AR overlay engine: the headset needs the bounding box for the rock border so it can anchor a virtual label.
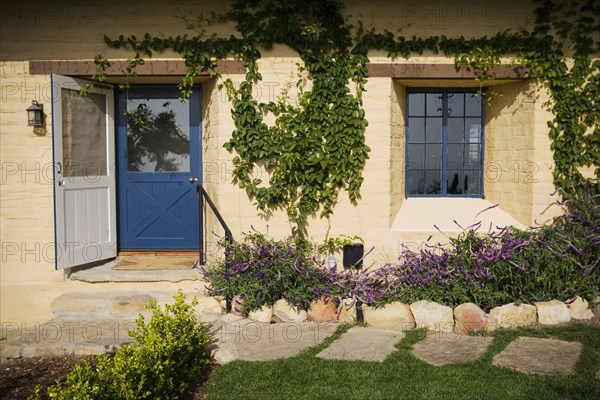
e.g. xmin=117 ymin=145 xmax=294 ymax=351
xmin=235 ymin=296 xmax=597 ymax=333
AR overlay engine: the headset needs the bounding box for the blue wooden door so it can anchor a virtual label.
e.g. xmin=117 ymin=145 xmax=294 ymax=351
xmin=117 ymin=86 xmax=201 ymax=250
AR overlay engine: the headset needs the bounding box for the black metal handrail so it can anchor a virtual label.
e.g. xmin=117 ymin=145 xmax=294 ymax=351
xmin=197 ymin=184 xmax=233 ymax=313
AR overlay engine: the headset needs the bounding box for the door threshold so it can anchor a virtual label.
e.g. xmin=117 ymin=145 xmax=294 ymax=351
xmin=114 ymin=252 xmax=199 ymax=271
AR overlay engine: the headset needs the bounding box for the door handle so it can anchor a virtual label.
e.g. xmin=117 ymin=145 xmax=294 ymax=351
xmin=188 ymin=177 xmax=198 ymax=183
xmin=57 ymin=161 xmax=65 ymax=186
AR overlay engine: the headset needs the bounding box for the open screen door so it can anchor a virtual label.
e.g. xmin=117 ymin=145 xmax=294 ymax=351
xmin=52 ymin=74 xmax=116 ymax=269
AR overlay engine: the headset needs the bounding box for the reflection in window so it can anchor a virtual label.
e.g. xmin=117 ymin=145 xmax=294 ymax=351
xmin=406 ymin=90 xmax=484 ymax=196
xmin=126 ymin=98 xmax=190 ymax=172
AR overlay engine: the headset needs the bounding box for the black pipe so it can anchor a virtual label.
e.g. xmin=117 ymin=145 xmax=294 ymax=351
xmin=356 ymin=299 xmax=364 ymax=323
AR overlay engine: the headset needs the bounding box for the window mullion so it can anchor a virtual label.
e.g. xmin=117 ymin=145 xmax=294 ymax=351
xmin=441 ymin=91 xmax=448 ymax=195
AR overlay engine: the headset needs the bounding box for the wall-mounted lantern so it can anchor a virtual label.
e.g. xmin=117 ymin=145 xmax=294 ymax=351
xmin=26 ymin=100 xmax=44 ymax=127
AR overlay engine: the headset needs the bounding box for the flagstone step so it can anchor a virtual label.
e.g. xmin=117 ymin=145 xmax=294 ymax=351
xmin=213 ymin=320 xmax=337 ymax=364
xmin=67 ymin=260 xmax=205 ymax=283
xmin=411 ymin=331 xmax=493 ymax=366
xmin=492 ymin=337 xmax=582 ymax=376
xmin=51 ymin=290 xmax=222 ymax=320
xmin=316 ymin=327 xmax=405 ymax=362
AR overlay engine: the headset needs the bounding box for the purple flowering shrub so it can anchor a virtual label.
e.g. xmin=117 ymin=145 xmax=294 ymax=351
xmin=203 ymin=186 xmax=599 ymax=314
xmin=360 ymin=186 xmax=599 ymax=310
xmin=202 ymin=231 xmax=343 ymax=315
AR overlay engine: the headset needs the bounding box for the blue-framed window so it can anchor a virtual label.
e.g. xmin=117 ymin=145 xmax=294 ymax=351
xmin=405 ymin=89 xmax=484 ymax=197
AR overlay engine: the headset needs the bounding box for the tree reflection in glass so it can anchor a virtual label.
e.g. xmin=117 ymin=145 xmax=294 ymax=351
xmin=126 ymin=99 xmax=190 ymax=172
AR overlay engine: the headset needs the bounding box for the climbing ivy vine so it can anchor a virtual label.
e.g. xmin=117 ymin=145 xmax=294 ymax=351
xmin=89 ymin=0 xmax=599 ymax=236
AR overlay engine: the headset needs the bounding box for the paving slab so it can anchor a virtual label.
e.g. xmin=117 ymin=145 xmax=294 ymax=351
xmin=411 ymin=331 xmax=493 ymax=366
xmin=211 ymin=321 xmax=336 ymax=363
xmin=316 ymin=327 xmax=405 ymax=362
xmin=492 ymin=337 xmax=582 ymax=376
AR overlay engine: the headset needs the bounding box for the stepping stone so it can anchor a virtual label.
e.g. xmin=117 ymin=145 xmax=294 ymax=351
xmin=316 ymin=327 xmax=405 ymax=362
xmin=492 ymin=337 xmax=582 ymax=376
xmin=411 ymin=331 xmax=493 ymax=366
xmin=212 ymin=321 xmax=336 ymax=363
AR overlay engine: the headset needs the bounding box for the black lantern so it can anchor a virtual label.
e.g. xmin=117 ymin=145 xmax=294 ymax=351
xmin=26 ymin=101 xmax=44 ymax=127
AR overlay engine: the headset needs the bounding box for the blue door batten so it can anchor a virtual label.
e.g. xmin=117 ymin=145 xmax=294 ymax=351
xmin=117 ymin=86 xmax=201 ymax=250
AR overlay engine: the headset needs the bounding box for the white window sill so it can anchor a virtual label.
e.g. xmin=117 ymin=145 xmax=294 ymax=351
xmin=391 ymin=198 xmax=526 ymax=233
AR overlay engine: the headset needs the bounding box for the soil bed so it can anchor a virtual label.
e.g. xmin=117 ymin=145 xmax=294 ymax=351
xmin=1 ymin=355 xmax=97 ymax=399
xmin=0 ymin=355 xmax=214 ymax=400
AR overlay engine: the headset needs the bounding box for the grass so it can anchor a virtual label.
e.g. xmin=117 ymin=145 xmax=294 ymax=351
xmin=200 ymin=323 xmax=600 ymax=400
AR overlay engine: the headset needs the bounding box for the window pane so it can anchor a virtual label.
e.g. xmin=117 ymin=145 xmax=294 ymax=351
xmin=408 ymin=118 xmax=425 ymax=143
xmin=407 ymin=144 xmax=425 ymax=169
xmin=448 ymin=93 xmax=464 ymax=116
xmin=465 ymin=94 xmax=482 ymax=116
xmin=447 ymin=118 xmax=464 ymax=143
xmin=425 ymin=144 xmax=442 ymax=169
xmin=407 ymin=170 xmax=425 ymax=194
xmin=126 ymin=98 xmax=190 ymax=172
xmin=425 ymin=171 xmax=442 ymax=194
xmin=405 ymin=90 xmax=484 ymax=197
xmin=62 ymin=89 xmax=107 ymax=178
xmin=466 ymin=143 xmax=481 ymax=165
xmin=426 ymin=93 xmax=443 ymax=116
xmin=426 ymin=117 xmax=442 ymax=143
xmin=447 ymin=144 xmax=464 ymax=169
xmin=464 ymin=170 xmax=481 ymax=194
xmin=447 ymin=170 xmax=463 ymax=194
xmin=408 ymin=93 xmax=425 ymax=116
xmin=466 ymin=118 xmax=482 ymax=142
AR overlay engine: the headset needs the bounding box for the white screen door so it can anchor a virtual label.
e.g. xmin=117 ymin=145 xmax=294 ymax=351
xmin=52 ymin=74 xmax=116 ymax=269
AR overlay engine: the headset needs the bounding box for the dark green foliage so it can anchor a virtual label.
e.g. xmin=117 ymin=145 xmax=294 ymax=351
xmin=88 ymin=0 xmax=599 ymax=235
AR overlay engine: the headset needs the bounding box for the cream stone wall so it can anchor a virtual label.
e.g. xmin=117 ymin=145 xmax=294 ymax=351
xmin=1 ymin=1 xmax=534 ymax=61
xmin=1 ymin=61 xmax=59 ymax=284
xmin=390 ymin=81 xmax=406 ymax=223
xmin=485 ymin=81 xmax=559 ymax=226
xmin=1 ymin=1 xmax=562 ymax=324
xmin=1 ymin=61 xmax=59 ymax=324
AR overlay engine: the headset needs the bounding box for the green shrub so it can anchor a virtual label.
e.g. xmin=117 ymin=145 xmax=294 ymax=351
xmin=29 ymin=291 xmax=210 ymax=400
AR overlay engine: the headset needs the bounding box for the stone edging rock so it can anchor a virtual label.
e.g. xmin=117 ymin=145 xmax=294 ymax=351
xmin=236 ymin=296 xmax=598 ymax=333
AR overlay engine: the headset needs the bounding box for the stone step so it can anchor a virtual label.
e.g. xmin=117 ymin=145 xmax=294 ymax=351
xmin=1 ymin=313 xmax=232 ymax=359
xmin=51 ymin=290 xmax=223 ymax=320
xmin=67 ymin=260 xmax=206 ymax=283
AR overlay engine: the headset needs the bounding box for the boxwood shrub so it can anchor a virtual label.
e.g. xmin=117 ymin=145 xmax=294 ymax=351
xmin=29 ymin=291 xmax=210 ymax=400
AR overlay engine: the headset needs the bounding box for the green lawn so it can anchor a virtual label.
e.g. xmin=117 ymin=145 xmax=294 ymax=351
xmin=201 ymin=323 xmax=600 ymax=400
